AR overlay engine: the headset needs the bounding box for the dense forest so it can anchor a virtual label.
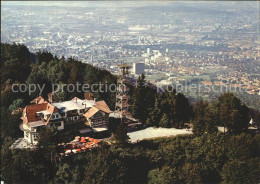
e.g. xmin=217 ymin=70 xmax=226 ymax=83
xmin=1 ymin=43 xmax=260 ymax=183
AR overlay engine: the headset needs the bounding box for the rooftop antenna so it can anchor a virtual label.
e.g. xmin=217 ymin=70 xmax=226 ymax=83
xmin=82 ymin=101 xmax=87 ymax=109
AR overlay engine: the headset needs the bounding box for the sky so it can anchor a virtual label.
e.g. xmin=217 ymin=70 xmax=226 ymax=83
xmin=2 ymin=1 xmax=259 ymax=9
xmin=2 ymin=1 xmax=166 ymax=7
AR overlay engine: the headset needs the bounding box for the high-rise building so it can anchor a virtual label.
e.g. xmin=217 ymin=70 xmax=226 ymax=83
xmin=132 ymin=63 xmax=145 ymax=75
xmin=90 ymin=55 xmax=93 ymax=62
xmin=147 ymin=48 xmax=150 ymax=54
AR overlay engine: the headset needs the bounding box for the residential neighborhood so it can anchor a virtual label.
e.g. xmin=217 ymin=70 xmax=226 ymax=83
xmin=1 ymin=2 xmax=260 ymax=184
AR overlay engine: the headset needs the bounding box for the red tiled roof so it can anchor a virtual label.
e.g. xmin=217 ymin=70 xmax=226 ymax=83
xmin=83 ymin=107 xmax=99 ymax=119
xmin=47 ymin=103 xmax=59 ymax=113
xmin=22 ymin=103 xmax=58 ymax=125
xmin=30 ymin=96 xmax=45 ymax=104
xmin=94 ymin=101 xmax=112 ymax=114
xmin=24 ymin=103 xmax=48 ymax=122
xmin=83 ymin=100 xmax=112 ymax=118
xmin=48 ymin=92 xmax=54 ymax=98
xmin=84 ymin=92 xmax=94 ymax=100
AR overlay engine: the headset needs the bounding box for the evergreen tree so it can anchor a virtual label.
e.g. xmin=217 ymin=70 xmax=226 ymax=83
xmin=159 ymin=113 xmax=170 ymax=128
xmin=132 ymin=73 xmax=156 ymax=122
xmin=114 ymin=123 xmax=129 ymax=145
xmin=221 ymin=158 xmax=260 ymax=184
xmin=47 ymin=60 xmax=67 ymax=84
xmin=26 ymin=62 xmax=52 ymax=98
xmin=204 ymin=101 xmax=219 ymax=134
xmin=146 ymin=96 xmax=162 ymax=127
xmin=174 ymin=93 xmax=192 ymax=128
xmin=35 ymin=50 xmax=54 ymax=64
xmin=160 ymin=89 xmax=176 ymax=123
xmin=148 ymin=166 xmax=180 ymax=184
xmin=8 ymin=98 xmax=24 ymax=112
xmin=37 ymin=126 xmax=60 ymax=165
xmin=1 ymin=108 xmax=23 ymax=140
xmin=192 ymin=100 xmax=208 ymax=136
xmin=192 ymin=118 xmax=206 ymax=136
xmin=218 ymin=93 xmax=249 ymax=134
xmin=193 ymin=100 xmax=218 ymax=136
xmin=132 ymin=74 xmax=146 ymax=119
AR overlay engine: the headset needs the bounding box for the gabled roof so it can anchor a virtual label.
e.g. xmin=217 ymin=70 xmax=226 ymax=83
xmin=48 ymin=91 xmax=59 ymax=98
xmin=22 ymin=102 xmax=58 ymax=126
xmin=30 ymin=96 xmax=45 ymax=104
xmin=83 ymin=100 xmax=112 ymax=119
xmin=94 ymin=101 xmax=112 ymax=114
xmin=23 ymin=103 xmax=48 ymax=123
xmin=83 ymin=107 xmax=99 ymax=119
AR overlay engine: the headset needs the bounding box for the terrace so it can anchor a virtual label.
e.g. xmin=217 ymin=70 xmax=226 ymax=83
xmin=58 ymin=136 xmax=100 ymax=156
xmin=10 ymin=138 xmax=36 ymax=149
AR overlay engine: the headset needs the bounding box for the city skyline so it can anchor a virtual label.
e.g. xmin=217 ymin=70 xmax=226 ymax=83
xmin=1 ymin=1 xmax=260 ymax=107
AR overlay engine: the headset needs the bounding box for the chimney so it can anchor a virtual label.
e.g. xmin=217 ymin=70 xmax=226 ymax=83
xmin=84 ymin=92 xmax=94 ymax=100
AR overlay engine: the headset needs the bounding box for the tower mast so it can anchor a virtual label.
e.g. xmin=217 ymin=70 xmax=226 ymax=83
xmin=115 ymin=63 xmax=131 ymax=123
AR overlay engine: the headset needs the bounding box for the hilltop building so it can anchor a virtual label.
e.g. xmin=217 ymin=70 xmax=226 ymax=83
xmin=18 ymin=94 xmax=112 ymax=146
xmin=20 ymin=102 xmax=62 ymax=145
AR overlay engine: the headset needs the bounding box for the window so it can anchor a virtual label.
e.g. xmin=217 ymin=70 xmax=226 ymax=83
xmin=25 ymin=132 xmax=29 ymax=138
xmin=33 ymin=133 xmax=38 ymax=141
xmin=56 ymin=114 xmax=59 ymax=119
xmin=55 ymin=122 xmax=61 ymax=127
xmin=80 ymin=109 xmax=85 ymax=113
xmin=74 ymin=116 xmax=80 ymax=121
xmin=50 ymin=122 xmax=61 ymax=127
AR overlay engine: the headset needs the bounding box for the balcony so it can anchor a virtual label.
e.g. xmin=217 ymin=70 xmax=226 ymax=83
xmin=65 ymin=116 xmax=84 ymax=124
xmin=67 ymin=112 xmax=78 ymax=117
xmin=19 ymin=123 xmax=34 ymax=133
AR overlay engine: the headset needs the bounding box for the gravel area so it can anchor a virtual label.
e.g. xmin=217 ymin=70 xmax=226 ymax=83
xmin=128 ymin=127 xmax=193 ymax=142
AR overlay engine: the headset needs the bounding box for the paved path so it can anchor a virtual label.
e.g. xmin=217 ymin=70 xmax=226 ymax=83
xmin=128 ymin=127 xmax=193 ymax=142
